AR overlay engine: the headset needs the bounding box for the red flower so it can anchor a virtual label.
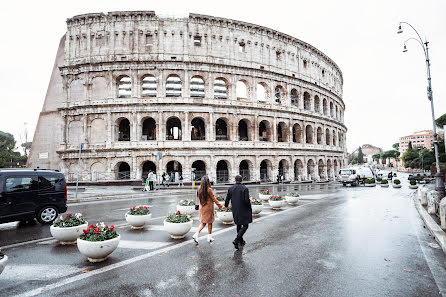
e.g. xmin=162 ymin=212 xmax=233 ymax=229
xmin=89 ymin=224 xmax=94 ymax=228
xmin=176 ymin=211 xmax=180 ymax=215
xmin=83 ymin=229 xmax=88 ymax=234
xmin=110 ymin=225 xmax=115 ymax=230
xmin=66 ymin=213 xmax=72 ymax=217
xmin=144 ymin=206 xmax=148 ymax=209
xmin=93 ymin=229 xmax=99 ymax=234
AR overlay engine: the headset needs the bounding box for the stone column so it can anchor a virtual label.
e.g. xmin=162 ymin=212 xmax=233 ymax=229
xmin=273 ymin=117 xmax=277 ymax=143
xmin=183 ymin=70 xmax=190 ymax=98
xmin=106 ymin=111 xmax=112 ymax=148
xmin=209 ymin=112 xmax=214 ymax=141
xmin=131 ymin=112 xmax=137 ymax=144
xmin=254 ymin=116 xmax=259 ymax=142
xmin=82 ymin=115 xmax=88 ymax=145
xmin=132 ymin=156 xmax=138 ymax=180
xmin=158 ymin=112 xmax=163 ymax=141
xmin=184 ymin=112 xmax=190 ymax=141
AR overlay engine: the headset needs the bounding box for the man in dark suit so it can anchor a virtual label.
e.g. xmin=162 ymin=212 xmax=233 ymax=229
xmin=225 ymin=175 xmax=252 ymax=250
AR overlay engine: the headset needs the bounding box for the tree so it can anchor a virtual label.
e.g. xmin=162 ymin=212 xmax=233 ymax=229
xmin=392 ymin=143 xmax=399 ymax=150
xmin=372 ymin=153 xmax=381 ymax=161
xmin=436 ymin=113 xmax=446 ymax=128
xmin=358 ymin=147 xmax=364 ymax=164
xmin=408 ymin=141 xmax=413 ymax=151
xmin=0 ymin=130 xmax=27 ymax=168
xmin=21 ymin=141 xmax=32 ymax=157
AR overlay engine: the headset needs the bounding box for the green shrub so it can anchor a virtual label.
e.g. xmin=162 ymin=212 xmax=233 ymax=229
xmin=410 ymin=179 xmax=416 ymax=185
xmin=394 ymin=179 xmax=401 ymax=185
xmin=165 ymin=211 xmax=191 ymax=223
xmin=376 ymin=177 xmax=382 ymax=182
xmin=0 ymin=252 xmax=4 ymax=259
xmin=365 ymin=178 xmax=375 ymax=184
xmin=381 ymin=179 xmax=388 ymax=184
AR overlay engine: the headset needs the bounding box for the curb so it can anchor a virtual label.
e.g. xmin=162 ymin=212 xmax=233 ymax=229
xmin=414 ymin=196 xmax=446 ymax=255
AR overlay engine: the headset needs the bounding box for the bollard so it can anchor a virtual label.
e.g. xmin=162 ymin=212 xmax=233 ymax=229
xmin=417 ymin=186 xmax=424 ymax=200
xmin=440 ymin=198 xmax=446 ymax=230
xmin=427 ymin=190 xmax=440 ymax=215
xmin=420 ymin=187 xmax=429 ymax=206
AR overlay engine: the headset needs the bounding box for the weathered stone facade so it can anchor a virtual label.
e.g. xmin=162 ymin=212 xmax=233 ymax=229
xmin=28 ymin=11 xmax=347 ymax=183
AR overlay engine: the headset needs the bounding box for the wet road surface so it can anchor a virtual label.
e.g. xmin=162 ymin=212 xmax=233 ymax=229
xmin=1 ymin=180 xmax=446 ymax=297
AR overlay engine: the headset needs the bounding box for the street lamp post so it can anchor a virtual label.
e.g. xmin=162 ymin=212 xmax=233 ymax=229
xmin=397 ymin=22 xmax=445 ymax=197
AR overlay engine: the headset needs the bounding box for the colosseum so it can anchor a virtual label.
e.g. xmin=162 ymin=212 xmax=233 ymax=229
xmin=28 ymin=11 xmax=347 ymax=184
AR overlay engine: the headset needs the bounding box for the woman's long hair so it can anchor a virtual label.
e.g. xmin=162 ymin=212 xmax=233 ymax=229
xmin=197 ymin=176 xmax=211 ymax=205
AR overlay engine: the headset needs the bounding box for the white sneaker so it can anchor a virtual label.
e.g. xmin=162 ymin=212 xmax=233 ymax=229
xmin=192 ymin=232 xmax=199 ymax=244
xmin=207 ymin=235 xmax=215 ymax=243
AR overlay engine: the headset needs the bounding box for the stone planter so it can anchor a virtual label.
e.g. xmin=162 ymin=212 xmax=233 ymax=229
xmin=50 ymin=223 xmax=88 ymax=245
xmin=77 ymin=235 xmax=120 ymax=263
xmin=251 ymin=204 xmax=263 ymax=216
xmin=269 ymin=199 xmax=284 ymax=210
xmin=380 ymin=184 xmax=389 ymax=188
xmin=125 ymin=213 xmax=152 ymax=229
xmin=0 ymin=255 xmax=8 ymax=275
xmin=409 ymin=185 xmax=418 ymax=190
xmin=216 ymin=211 xmax=234 ymax=224
xmin=176 ymin=205 xmax=195 ymax=216
xmin=259 ymin=194 xmax=271 ymax=201
xmin=365 ymin=183 xmax=376 ymax=187
xmin=392 ymin=184 xmax=402 ymax=188
xmin=285 ymin=196 xmax=299 ymax=204
xmin=164 ymin=220 xmax=193 ymax=239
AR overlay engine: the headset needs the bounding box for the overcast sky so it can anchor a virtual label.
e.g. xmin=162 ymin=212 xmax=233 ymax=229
xmin=1 ymin=0 xmax=445 ymax=153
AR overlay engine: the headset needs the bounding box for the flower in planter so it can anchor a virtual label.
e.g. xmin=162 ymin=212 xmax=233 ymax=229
xmin=393 ymin=179 xmax=401 ymax=185
xmin=250 ymin=198 xmax=262 ymax=205
xmin=79 ymin=223 xmax=119 ymax=242
xmin=128 ymin=205 xmax=150 ymax=215
xmin=53 ymin=213 xmax=86 ymax=228
xmin=216 ymin=205 xmax=232 ymax=212
xmin=216 ymin=195 xmax=225 ymax=202
xmin=178 ymin=199 xmax=195 ymax=206
xmin=260 ymin=190 xmax=270 ymax=195
xmin=165 ymin=211 xmax=191 ymax=223
xmin=269 ymin=195 xmax=283 ymax=201
xmin=287 ymin=193 xmax=300 ymax=197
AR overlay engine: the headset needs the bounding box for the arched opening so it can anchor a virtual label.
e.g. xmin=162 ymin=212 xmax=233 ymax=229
xmin=305 ymin=125 xmax=313 ymax=144
xmin=214 ymin=78 xmax=228 ymax=99
xmin=142 ymin=161 xmax=156 ymax=180
xmin=257 ymin=83 xmax=267 ymax=101
xmin=142 ymin=117 xmax=156 ymax=140
xmin=330 ymin=102 xmax=334 ymax=117
xmin=316 ymin=127 xmax=322 ymax=144
xmin=238 ymin=120 xmax=249 ymax=141
xmin=191 ymin=160 xmax=206 ymax=181
xmin=338 ymin=132 xmax=343 ymax=148
xmin=117 ymin=76 xmax=131 ymax=98
xmin=117 ymin=162 xmax=130 ymax=180
xmin=290 ymin=89 xmax=298 ymax=106
xmin=167 ymin=161 xmax=182 ymax=182
xmin=307 ymin=159 xmax=315 ymax=180
xmin=333 ymin=131 xmax=337 ymax=146
xmin=323 ymin=99 xmax=328 ymax=115
xmin=166 ymin=75 xmax=182 ymax=97
xmin=216 ymin=118 xmax=228 ymax=141
xmin=117 ymin=118 xmax=130 ymax=141
xmin=239 ymin=160 xmax=251 ymax=181
xmin=141 ymin=75 xmax=156 ymax=97
xmin=293 ymin=124 xmax=302 ymax=143
xmin=325 ymin=129 xmax=331 ymax=145
xmin=334 ymin=160 xmax=338 ymax=177
xmin=318 ymin=160 xmax=325 ymax=178
xmin=294 ymin=159 xmax=303 ymax=181
xmin=275 ymin=86 xmax=285 ymax=104
xmin=314 ymin=95 xmax=320 ymax=113
xmin=259 ymin=120 xmax=271 ymax=141
xmin=166 ymin=117 xmax=182 ymax=140
xmin=327 ymin=160 xmax=333 ymax=179
xmin=237 ymin=81 xmax=248 ymax=99
xmin=190 ymin=76 xmax=205 ymax=98
xmin=191 ymin=118 xmax=206 ymax=140
xmin=304 ymin=92 xmax=311 ymax=110
xmin=216 ymin=160 xmax=229 ymax=183
xmin=277 ymin=122 xmax=288 ymax=142
xmin=260 ymin=160 xmax=269 ymax=182
xmin=278 ymin=160 xmax=288 ymax=180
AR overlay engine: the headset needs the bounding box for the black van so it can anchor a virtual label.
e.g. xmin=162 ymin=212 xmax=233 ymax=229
xmin=0 ymin=169 xmax=68 ymax=224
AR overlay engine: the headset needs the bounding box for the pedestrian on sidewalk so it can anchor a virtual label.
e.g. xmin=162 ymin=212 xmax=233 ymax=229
xmin=165 ymin=173 xmax=170 ymax=187
xmin=143 ymin=175 xmax=150 ymax=192
xmin=148 ymin=171 xmax=156 ymax=191
xmin=193 ymin=176 xmax=223 ymax=244
xmin=179 ymin=174 xmax=184 ymax=186
xmin=225 ymin=174 xmax=252 ymax=250
xmin=161 ymin=172 xmax=166 ymax=187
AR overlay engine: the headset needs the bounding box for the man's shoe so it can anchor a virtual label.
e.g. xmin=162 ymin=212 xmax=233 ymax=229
xmin=240 ymin=239 xmax=246 ymax=246
xmin=232 ymin=240 xmax=239 ymax=250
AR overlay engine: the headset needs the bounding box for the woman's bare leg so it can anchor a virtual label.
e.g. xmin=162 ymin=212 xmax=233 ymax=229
xmin=197 ymin=223 xmax=206 ymax=233
xmin=208 ymin=223 xmax=213 ymax=234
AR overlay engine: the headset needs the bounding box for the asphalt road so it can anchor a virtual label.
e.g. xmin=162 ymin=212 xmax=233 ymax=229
xmin=1 ymin=179 xmax=446 ymax=297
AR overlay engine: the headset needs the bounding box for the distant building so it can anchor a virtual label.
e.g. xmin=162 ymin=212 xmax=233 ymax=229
xmin=351 ymin=144 xmax=382 ymax=165
xmin=399 ymin=130 xmax=434 ymax=153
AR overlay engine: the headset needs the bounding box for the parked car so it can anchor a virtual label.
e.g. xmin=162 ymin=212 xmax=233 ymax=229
xmin=408 ymin=173 xmax=431 ymax=182
xmin=0 ymin=169 xmax=67 ymax=224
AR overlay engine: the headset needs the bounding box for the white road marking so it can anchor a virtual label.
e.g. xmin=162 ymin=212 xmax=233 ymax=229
xmin=118 ymin=240 xmax=173 ymax=250
xmin=37 ymin=239 xmax=58 ymax=245
xmin=1 ymin=264 xmax=90 ymax=281
xmin=16 ymin=199 xmax=320 ymax=297
xmin=0 ymin=237 xmax=54 ymax=250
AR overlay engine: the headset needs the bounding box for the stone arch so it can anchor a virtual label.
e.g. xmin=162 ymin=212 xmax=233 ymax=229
xmin=141 ymin=117 xmax=156 ymax=140
xmin=141 ymin=75 xmax=157 ymax=97
xmin=304 ymin=92 xmax=312 ymax=110
xmin=290 ymin=88 xmax=298 ymax=106
xmin=323 ymin=98 xmax=328 ymax=115
xmin=330 ymin=101 xmax=334 ymax=117
xmin=238 ymin=119 xmax=250 ymax=141
xmin=259 ymin=120 xmax=272 ymax=141
xmin=90 ymin=118 xmax=106 ymax=144
xmin=307 ymin=158 xmax=316 ymax=180
xmin=216 ymin=117 xmax=229 ymax=141
xmin=216 ymin=159 xmax=230 ymax=183
xmin=166 ymin=117 xmax=182 ymax=140
xmin=327 ymin=159 xmax=333 ymax=178
xmin=69 ymin=79 xmax=84 ymax=101
xmin=91 ymin=76 xmax=107 ymax=99
xmin=214 ymin=77 xmax=228 ymax=99
xmin=236 ymin=80 xmax=248 ymax=99
xmin=332 ymin=130 xmax=337 ymax=146
xmin=316 ymin=127 xmax=323 ymax=144
xmin=190 ymin=76 xmax=205 ymax=98
xmin=293 ymin=123 xmax=302 ymax=143
xmin=142 ymin=161 xmax=157 ymax=180
xmin=325 ymin=128 xmax=331 ymax=145
xmin=191 ymin=117 xmax=206 ymax=140
xmin=115 ymin=161 xmax=131 ymax=180
xmin=274 ymin=85 xmax=286 ymax=104
xmin=166 ymin=74 xmax=182 ymax=97
xmin=259 ymin=159 xmax=272 ymax=182
xmin=90 ymin=162 xmax=106 ymax=181
xmin=239 ymin=159 xmax=254 ymax=181
xmin=294 ymin=159 xmax=304 ymax=181
xmin=166 ymin=161 xmax=183 ymax=182
xmin=191 ymin=160 xmax=206 ymax=181
xmin=116 ymin=117 xmax=130 ymax=141
xmin=305 ymin=125 xmax=314 ymax=144
xmin=318 ymin=159 xmax=325 ymax=178
xmin=256 ymin=82 xmax=269 ymax=102
xmin=68 ymin=120 xmax=82 ymax=145
xmin=277 ymin=121 xmax=288 ymax=142
xmin=278 ymin=159 xmax=289 ymax=180
xmin=314 ymin=95 xmax=320 ymax=113
xmin=117 ymin=75 xmax=131 ymax=98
